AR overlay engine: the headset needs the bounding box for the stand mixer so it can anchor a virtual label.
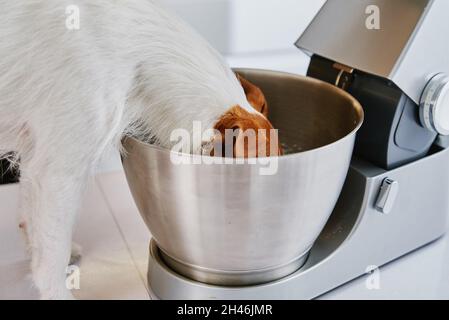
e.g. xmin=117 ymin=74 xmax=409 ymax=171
xmin=123 ymin=0 xmax=449 ymax=299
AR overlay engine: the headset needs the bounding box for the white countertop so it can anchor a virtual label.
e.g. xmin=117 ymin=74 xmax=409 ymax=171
xmin=1 ymin=171 xmax=449 ymax=300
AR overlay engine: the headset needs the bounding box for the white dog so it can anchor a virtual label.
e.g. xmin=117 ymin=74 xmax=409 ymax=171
xmin=0 ymin=0 xmax=279 ymax=299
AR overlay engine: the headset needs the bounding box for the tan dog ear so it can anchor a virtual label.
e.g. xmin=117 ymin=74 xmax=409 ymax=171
xmin=211 ymin=123 xmax=261 ymax=158
xmin=205 ymin=129 xmax=235 ymax=158
xmin=234 ymin=127 xmax=263 ymax=158
xmin=213 ymin=106 xmax=281 ymax=158
xmin=236 ymin=73 xmax=269 ymax=118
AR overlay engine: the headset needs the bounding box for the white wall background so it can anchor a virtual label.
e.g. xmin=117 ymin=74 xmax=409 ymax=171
xmin=161 ymin=0 xmax=325 ymax=54
xmin=98 ymin=0 xmax=325 ymax=173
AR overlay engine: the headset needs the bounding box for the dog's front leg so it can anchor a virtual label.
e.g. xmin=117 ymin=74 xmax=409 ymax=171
xmin=21 ymin=157 xmax=91 ymax=300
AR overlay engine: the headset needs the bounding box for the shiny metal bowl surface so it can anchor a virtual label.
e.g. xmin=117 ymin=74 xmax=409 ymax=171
xmin=122 ymin=69 xmax=363 ymax=286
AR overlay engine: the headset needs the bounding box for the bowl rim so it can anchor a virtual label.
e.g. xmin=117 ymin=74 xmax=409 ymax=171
xmin=124 ymin=68 xmax=364 ymax=162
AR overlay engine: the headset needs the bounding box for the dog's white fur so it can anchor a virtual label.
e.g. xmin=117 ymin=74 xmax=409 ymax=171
xmin=0 ymin=0 xmax=256 ymax=299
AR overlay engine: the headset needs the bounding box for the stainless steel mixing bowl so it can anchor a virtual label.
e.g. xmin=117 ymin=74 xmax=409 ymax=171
xmin=122 ymin=69 xmax=363 ymax=286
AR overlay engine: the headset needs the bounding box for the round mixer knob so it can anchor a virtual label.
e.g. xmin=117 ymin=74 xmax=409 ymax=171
xmin=420 ymin=73 xmax=449 ymax=136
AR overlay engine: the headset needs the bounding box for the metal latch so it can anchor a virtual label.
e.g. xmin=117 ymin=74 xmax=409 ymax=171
xmin=333 ymin=63 xmax=354 ymax=90
xmin=375 ymin=178 xmax=399 ymax=214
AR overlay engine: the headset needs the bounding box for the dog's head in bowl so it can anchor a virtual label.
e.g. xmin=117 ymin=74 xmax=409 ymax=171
xmin=201 ymin=73 xmax=282 ymax=158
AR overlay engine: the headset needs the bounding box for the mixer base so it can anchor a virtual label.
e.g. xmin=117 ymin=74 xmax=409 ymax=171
xmin=156 ymin=241 xmax=309 ymax=287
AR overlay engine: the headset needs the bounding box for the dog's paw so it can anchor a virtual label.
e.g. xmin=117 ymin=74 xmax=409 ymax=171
xmin=69 ymin=242 xmax=82 ymax=266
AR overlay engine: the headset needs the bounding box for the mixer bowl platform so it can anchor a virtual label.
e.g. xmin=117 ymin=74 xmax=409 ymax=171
xmin=156 ymin=241 xmax=309 ymax=286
